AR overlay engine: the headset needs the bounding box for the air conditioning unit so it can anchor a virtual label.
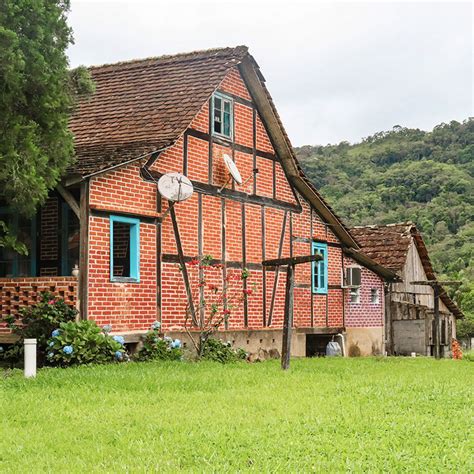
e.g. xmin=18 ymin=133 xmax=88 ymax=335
xmin=342 ymin=267 xmax=361 ymax=288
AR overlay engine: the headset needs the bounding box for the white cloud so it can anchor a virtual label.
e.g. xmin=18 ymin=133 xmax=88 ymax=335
xmin=68 ymin=0 xmax=473 ymax=145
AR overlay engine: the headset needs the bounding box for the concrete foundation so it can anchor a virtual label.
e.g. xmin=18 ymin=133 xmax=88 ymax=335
xmin=345 ymin=327 xmax=384 ymax=356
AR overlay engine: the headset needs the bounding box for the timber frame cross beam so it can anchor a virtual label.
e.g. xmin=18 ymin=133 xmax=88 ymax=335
xmin=263 ymin=254 xmax=322 ymax=370
xmin=410 ymin=280 xmax=461 ymax=359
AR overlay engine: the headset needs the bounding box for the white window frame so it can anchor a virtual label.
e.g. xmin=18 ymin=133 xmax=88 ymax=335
xmin=211 ymin=92 xmax=233 ymax=140
xmin=350 ymin=286 xmax=360 ymax=304
xmin=370 ymin=288 xmax=380 ymax=304
xmin=342 ymin=265 xmax=361 ymax=288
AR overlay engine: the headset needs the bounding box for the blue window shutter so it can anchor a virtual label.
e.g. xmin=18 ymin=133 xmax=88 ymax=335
xmin=110 ymin=215 xmax=140 ymax=282
xmin=312 ymin=242 xmax=328 ymax=294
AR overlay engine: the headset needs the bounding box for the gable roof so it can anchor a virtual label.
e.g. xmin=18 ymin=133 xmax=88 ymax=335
xmin=68 ymin=46 xmax=358 ymax=248
xmin=351 ymin=223 xmax=463 ymax=318
xmin=69 ymin=46 xmax=249 ymax=176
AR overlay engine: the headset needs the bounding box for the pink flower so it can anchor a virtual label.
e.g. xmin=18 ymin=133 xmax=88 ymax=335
xmin=48 ymin=299 xmax=56 ymax=305
xmin=243 ymin=289 xmax=253 ymax=296
xmin=222 ymin=309 xmax=231 ymax=315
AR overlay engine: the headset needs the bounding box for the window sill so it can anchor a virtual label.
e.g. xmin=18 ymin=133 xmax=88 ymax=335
xmin=212 ymin=133 xmax=233 ymax=144
xmin=110 ymin=277 xmax=140 ymax=284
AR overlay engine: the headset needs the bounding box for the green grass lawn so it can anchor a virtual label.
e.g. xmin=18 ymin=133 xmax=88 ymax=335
xmin=1 ymin=358 xmax=472 ymax=472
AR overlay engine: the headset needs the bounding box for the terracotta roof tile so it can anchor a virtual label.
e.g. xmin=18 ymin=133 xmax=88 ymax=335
xmin=69 ymin=46 xmax=249 ymax=176
xmin=350 ymin=223 xmax=413 ymax=272
xmin=352 ymin=223 xmax=463 ymax=318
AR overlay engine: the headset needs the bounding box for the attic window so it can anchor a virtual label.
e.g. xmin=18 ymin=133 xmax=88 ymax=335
xmin=212 ymin=93 xmax=233 ymax=139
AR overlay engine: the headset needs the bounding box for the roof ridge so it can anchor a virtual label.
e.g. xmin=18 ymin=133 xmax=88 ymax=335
xmin=87 ymin=45 xmax=249 ymax=71
xmin=351 ymin=221 xmax=414 ymax=229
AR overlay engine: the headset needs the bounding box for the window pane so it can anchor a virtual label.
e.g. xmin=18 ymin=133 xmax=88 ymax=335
xmin=313 ymin=263 xmax=319 ymax=290
xmin=223 ymin=100 xmax=231 ymax=113
xmin=214 ymin=97 xmax=222 ymax=111
xmin=0 ymin=214 xmax=34 ymax=277
xmin=213 ymin=108 xmax=222 ymax=134
xmin=223 ymin=111 xmax=231 ymax=137
xmin=112 ymin=222 xmax=131 ymax=278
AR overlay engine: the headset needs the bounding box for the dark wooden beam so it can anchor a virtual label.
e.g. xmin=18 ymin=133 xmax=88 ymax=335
xmin=216 ymin=89 xmax=254 ymax=108
xmin=242 ymin=202 xmax=248 ymax=327
xmin=261 ymin=205 xmax=267 ymax=327
xmin=78 ymin=180 xmax=89 ymax=320
xmin=57 ymin=184 xmax=80 ymax=219
xmin=143 ymin=169 xmax=301 ymax=213
xmin=281 ymin=264 xmax=294 ymax=370
xmin=262 ymin=254 xmax=322 ymax=267
xmin=169 ymin=204 xmax=197 ymax=326
xmin=186 ymin=128 xmax=279 ymax=162
xmin=221 ymin=198 xmax=228 ymax=330
xmin=267 ymin=211 xmax=288 ymax=327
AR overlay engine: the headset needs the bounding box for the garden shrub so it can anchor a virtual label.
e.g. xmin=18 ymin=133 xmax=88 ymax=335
xmin=46 ymin=320 xmax=126 ymax=366
xmin=1 ymin=292 xmax=77 ymax=365
xmin=201 ymin=338 xmax=247 ymax=363
xmin=135 ymin=322 xmax=183 ymax=361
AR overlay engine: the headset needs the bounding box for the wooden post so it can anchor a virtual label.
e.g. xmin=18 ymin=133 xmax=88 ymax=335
xmin=169 ymin=203 xmax=197 ymax=326
xmin=262 ymin=254 xmax=321 ymax=370
xmin=433 ymin=285 xmax=440 ymax=359
xmin=410 ymin=280 xmax=460 ymax=359
xmin=281 ymin=264 xmax=294 ymax=370
xmin=78 ymin=181 xmax=89 ymax=321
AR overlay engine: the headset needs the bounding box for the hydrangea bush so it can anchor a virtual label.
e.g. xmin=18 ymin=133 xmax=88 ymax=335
xmin=0 ymin=292 xmax=77 ymax=365
xmin=135 ymin=322 xmax=183 ymax=361
xmin=47 ymin=320 xmax=127 ymax=366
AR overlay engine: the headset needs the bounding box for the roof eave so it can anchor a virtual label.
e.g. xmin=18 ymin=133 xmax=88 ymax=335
xmin=238 ymin=56 xmax=358 ymax=249
xmin=344 ymin=247 xmax=401 ymax=282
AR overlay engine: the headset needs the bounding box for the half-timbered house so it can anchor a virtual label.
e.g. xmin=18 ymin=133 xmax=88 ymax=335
xmin=0 ymin=46 xmax=397 ymax=356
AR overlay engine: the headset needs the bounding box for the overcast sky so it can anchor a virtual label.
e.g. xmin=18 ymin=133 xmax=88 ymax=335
xmin=68 ymin=0 xmax=473 ymax=146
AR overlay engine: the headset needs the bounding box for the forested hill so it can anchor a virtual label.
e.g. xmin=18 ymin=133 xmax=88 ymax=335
xmin=295 ymin=119 xmax=473 ymax=326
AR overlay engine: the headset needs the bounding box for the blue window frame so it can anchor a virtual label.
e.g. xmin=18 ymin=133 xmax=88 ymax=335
xmin=110 ymin=215 xmax=140 ymax=282
xmin=0 ymin=207 xmax=37 ymax=277
xmin=312 ymin=242 xmax=328 ymax=294
xmin=212 ymin=92 xmax=233 ymax=140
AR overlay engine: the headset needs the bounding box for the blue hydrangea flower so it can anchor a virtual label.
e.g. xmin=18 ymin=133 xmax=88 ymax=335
xmin=113 ymin=335 xmax=125 ymax=345
xmin=47 ymin=352 xmax=54 ymax=359
xmin=171 ymin=339 xmax=182 ymax=349
xmin=0 ymin=346 xmax=3 ymax=353
xmin=51 ymin=329 xmax=60 ymax=338
xmin=102 ymin=324 xmax=112 ymax=334
xmin=49 ymin=341 xmax=54 ymax=347
xmin=115 ymin=351 xmax=123 ymax=360
xmin=151 ymin=321 xmax=161 ymax=330
xmin=63 ymin=345 xmax=73 ymax=355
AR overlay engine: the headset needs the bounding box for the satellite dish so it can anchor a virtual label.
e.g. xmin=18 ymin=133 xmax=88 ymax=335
xmin=223 ymin=154 xmax=242 ymax=185
xmin=157 ymin=172 xmax=193 ymax=202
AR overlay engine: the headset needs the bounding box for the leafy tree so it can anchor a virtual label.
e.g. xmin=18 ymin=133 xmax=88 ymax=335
xmin=0 ymin=0 xmax=94 ymax=251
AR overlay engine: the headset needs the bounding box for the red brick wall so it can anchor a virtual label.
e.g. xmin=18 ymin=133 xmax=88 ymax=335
xmin=83 ymin=66 xmax=348 ymax=334
xmin=343 ymin=256 xmax=384 ymax=327
xmin=0 ymin=277 xmax=78 ymax=333
xmin=87 ymin=164 xmax=158 ymax=331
